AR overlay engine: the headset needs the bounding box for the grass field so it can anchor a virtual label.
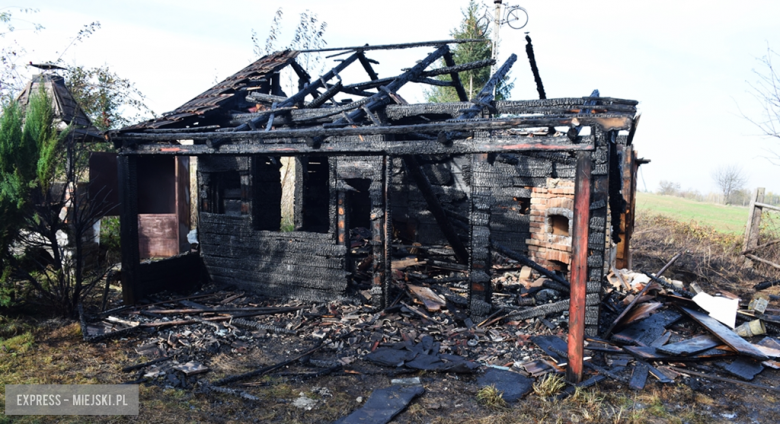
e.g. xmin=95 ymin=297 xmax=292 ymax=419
xmin=635 ymin=192 xmax=749 ymax=234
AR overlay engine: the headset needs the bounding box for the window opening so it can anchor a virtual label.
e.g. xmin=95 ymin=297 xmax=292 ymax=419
xmin=300 ymin=156 xmax=330 ymax=233
xmin=252 ymin=156 xmax=282 ymax=231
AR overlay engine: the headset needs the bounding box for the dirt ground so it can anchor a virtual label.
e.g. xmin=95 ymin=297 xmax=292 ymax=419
xmin=3 ymin=210 xmax=780 ymax=424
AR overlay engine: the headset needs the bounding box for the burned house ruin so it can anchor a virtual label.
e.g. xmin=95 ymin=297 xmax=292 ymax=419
xmin=109 ymin=39 xmax=642 ymax=348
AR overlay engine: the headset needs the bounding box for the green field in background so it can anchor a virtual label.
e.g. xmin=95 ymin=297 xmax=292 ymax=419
xmin=635 ymin=192 xmax=748 ymax=234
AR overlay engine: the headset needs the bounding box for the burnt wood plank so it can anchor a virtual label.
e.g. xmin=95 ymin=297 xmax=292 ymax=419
xmin=716 ymin=358 xmax=765 ymax=381
xmin=656 ymin=335 xmax=721 ymax=357
xmin=623 ymin=345 xmax=735 ymax=362
xmin=611 ymin=309 xmax=682 ymax=346
xmin=679 ymin=306 xmax=768 ymax=360
xmin=629 ymin=362 xmax=649 ymax=390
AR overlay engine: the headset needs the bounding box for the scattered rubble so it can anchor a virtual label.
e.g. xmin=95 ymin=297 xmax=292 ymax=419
xmin=77 ymin=247 xmax=780 ymax=420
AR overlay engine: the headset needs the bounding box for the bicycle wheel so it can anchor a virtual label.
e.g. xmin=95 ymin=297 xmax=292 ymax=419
xmin=506 ymin=6 xmax=528 ymax=30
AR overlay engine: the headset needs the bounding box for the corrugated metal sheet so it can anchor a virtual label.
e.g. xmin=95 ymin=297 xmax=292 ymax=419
xmin=122 ymin=50 xmax=299 ymax=131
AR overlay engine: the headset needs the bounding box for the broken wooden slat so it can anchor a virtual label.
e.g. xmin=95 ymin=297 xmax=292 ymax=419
xmin=623 ymin=345 xmax=735 ymax=361
xmin=611 ymin=308 xmax=682 ymax=346
xmin=716 ymin=358 xmax=764 ymax=381
xmin=650 ymin=331 xmax=672 ymax=347
xmin=603 ymin=282 xmax=657 ymax=338
xmin=629 ymin=362 xmax=649 ymax=390
xmin=656 ymin=335 xmax=721 ymax=357
xmin=679 ymin=306 xmax=768 ymax=360
xmin=407 ymin=285 xmax=446 ymax=312
xmin=622 ymin=302 xmax=663 ymax=325
xmin=647 ymin=364 xmax=675 ymax=383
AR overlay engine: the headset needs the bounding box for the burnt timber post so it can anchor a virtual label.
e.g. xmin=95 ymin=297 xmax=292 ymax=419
xmin=587 ymin=128 xmax=611 ymax=337
xmin=383 ymin=156 xmax=393 ymax=307
xmin=469 ymin=154 xmax=493 ymax=322
xmin=567 ymin=151 xmax=592 ymax=383
xmin=118 ymin=154 xmax=140 ymax=304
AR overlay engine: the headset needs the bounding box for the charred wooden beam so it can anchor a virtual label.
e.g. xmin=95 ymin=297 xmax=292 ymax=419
xmin=117 ymin=116 xmax=630 ymax=142
xmin=246 ymin=92 xmax=290 ymax=104
xmin=458 ymin=54 xmax=517 ymax=119
xmin=297 ymin=38 xmax=489 ymax=53
xmin=306 ymin=81 xmax=343 ymax=109
xmin=289 ymin=60 xmax=311 ymax=91
xmin=357 ymin=52 xmax=379 ymax=81
xmin=339 ymin=86 xmax=377 ymax=97
xmin=402 ymin=155 xmax=469 ymax=265
xmin=343 ymin=58 xmax=494 ymax=92
xmin=444 ymin=51 xmax=469 ymax=101
xmin=413 ymin=77 xmax=455 ymax=87
xmin=121 ymin=136 xmax=595 ymax=157
xmin=331 ymin=45 xmax=450 ymax=129
xmin=233 ymin=52 xmax=360 ymax=132
xmin=567 ymin=151 xmax=592 ymax=384
xmin=490 ymin=240 xmax=570 ymax=289
xmin=525 ymin=35 xmax=546 ymax=99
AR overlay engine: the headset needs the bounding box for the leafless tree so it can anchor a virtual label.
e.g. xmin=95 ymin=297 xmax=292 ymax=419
xmin=657 ymin=180 xmax=680 ymax=196
xmin=712 ymin=164 xmax=748 ymax=205
xmin=746 ymin=46 xmax=780 ymax=163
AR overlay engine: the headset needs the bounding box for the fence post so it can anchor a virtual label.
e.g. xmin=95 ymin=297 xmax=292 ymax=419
xmin=744 ymin=187 xmax=766 ymax=268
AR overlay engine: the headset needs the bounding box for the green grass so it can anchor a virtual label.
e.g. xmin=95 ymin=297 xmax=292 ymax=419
xmin=636 ymin=192 xmax=748 ymax=234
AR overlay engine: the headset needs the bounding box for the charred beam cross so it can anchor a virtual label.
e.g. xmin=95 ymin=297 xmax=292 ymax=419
xmin=444 ymin=51 xmax=469 ymax=101
xmin=232 ymin=52 xmax=361 ymax=133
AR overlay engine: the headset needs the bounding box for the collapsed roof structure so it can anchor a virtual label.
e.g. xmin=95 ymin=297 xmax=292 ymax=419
xmin=109 ymin=38 xmax=642 ymax=382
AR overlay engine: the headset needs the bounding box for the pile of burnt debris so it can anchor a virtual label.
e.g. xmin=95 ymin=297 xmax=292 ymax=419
xmin=80 ymin=250 xmax=780 ymax=421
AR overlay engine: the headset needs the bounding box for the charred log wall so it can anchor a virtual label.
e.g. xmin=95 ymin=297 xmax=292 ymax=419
xmin=197 ymin=156 xmax=348 ymax=301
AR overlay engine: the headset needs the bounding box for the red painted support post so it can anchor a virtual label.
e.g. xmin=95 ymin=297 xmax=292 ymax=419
xmin=567 ymin=151 xmax=592 ymax=383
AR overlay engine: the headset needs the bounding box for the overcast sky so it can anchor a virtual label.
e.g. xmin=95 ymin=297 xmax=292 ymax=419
xmin=7 ymin=0 xmax=780 ymax=195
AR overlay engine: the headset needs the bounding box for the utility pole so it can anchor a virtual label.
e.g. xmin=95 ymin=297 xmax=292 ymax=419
xmin=491 ymin=0 xmax=502 ymax=96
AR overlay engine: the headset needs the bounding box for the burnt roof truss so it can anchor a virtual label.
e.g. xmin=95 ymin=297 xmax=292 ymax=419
xmin=112 ymin=40 xmax=638 ymax=155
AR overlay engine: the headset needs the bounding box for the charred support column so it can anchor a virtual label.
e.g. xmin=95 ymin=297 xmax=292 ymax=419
xmin=383 ymin=156 xmax=392 ymax=307
xmin=588 ymin=128 xmax=612 ymax=336
xmin=469 ymin=155 xmax=493 ymax=322
xmin=402 ymin=155 xmax=469 ymax=265
xmin=567 ymin=152 xmax=591 ymax=383
xmin=118 ymin=154 xmax=140 ymax=304
xmin=370 ymin=158 xmax=389 ymax=308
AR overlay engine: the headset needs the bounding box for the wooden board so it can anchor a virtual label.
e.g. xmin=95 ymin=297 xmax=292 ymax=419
xmin=624 ymin=345 xmax=735 ymax=362
xmin=656 ymin=335 xmax=721 ymax=357
xmin=407 ymin=285 xmax=446 ymax=312
xmin=629 ymin=362 xmax=649 ymax=390
xmin=716 ymin=358 xmax=764 ymax=381
xmin=611 ymin=309 xmax=682 ymax=346
xmin=679 ymin=307 xmax=768 ymax=360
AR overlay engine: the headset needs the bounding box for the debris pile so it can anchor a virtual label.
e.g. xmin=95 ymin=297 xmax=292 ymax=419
xmin=79 ymin=249 xmax=780 ymax=420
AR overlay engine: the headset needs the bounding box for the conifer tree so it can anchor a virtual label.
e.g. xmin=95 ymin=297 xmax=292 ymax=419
xmin=426 ymin=1 xmax=513 ymax=103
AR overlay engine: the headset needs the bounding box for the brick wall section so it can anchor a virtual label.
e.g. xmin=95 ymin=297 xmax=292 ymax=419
xmin=526 ymin=178 xmax=576 ymax=275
